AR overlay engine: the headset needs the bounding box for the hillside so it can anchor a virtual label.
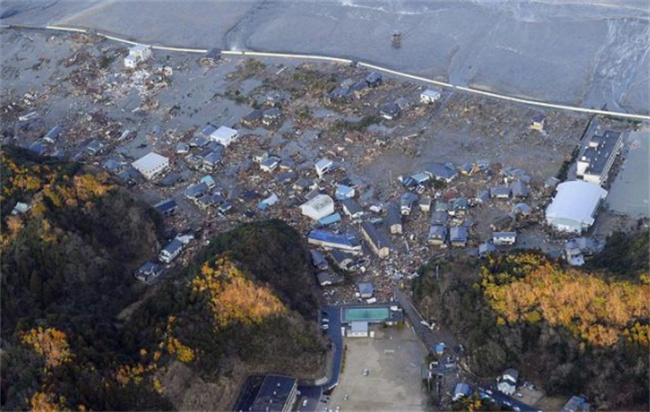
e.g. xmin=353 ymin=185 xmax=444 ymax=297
xmin=0 ymin=147 xmax=324 ymax=411
xmin=413 ymin=252 xmax=650 ymax=411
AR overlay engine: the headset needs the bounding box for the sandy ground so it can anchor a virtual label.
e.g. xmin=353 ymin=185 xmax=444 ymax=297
xmin=328 ymin=327 xmax=428 ymax=412
xmin=1 ymin=0 xmax=648 ymax=115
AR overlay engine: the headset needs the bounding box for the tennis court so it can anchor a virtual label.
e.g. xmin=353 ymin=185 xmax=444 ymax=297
xmin=342 ymin=307 xmax=390 ymax=323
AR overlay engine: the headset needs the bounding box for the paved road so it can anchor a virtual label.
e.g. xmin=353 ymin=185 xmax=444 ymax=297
xmin=475 ymin=386 xmax=540 ymax=412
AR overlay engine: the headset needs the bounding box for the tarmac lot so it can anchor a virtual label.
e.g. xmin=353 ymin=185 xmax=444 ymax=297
xmin=328 ymin=327 xmax=428 ymax=412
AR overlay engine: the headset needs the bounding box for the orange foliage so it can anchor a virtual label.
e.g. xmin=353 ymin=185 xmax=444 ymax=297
xmin=191 ymin=256 xmax=286 ymax=329
xmin=484 ymin=263 xmax=650 ymax=346
xmin=21 ymin=328 xmax=72 ymax=368
xmin=30 ymin=392 xmax=69 ymax=412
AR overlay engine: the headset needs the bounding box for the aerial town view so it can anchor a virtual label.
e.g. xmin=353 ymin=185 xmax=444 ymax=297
xmin=0 ymin=1 xmax=648 ymax=412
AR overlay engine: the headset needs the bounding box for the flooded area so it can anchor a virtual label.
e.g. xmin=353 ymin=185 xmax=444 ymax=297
xmin=1 ymin=0 xmax=648 ymax=115
xmin=607 ymin=128 xmax=650 ymax=218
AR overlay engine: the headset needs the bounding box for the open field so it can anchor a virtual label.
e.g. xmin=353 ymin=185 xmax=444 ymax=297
xmin=327 ymin=327 xmax=428 ymax=411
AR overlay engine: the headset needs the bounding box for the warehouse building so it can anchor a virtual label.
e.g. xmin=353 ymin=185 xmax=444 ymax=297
xmin=232 ymin=375 xmax=298 ymax=412
xmin=132 ymin=152 xmax=169 ymax=179
xmin=307 ymin=230 xmax=362 ymax=254
xmin=576 ymin=129 xmax=623 ymax=186
xmin=546 ymin=181 xmax=607 ymax=233
xmin=300 ymin=194 xmax=335 ymax=220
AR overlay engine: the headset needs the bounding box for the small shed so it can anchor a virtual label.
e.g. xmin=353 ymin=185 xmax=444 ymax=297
xmin=358 ymin=282 xmax=374 ymax=298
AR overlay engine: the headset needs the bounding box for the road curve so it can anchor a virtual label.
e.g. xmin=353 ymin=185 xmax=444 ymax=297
xmin=2 ymin=23 xmax=649 ymax=122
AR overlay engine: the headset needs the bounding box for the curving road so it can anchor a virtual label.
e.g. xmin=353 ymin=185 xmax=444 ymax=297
xmin=1 ymin=23 xmax=649 ymax=122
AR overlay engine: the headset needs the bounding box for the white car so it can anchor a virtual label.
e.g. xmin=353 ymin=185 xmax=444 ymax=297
xmin=302 ymin=399 xmax=308 ymax=407
xmin=321 ymin=324 xmax=329 ymax=330
xmin=322 ymin=318 xmax=330 ymax=323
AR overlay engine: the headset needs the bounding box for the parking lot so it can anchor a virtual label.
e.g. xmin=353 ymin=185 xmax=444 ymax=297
xmin=328 ymin=327 xmax=428 ymax=411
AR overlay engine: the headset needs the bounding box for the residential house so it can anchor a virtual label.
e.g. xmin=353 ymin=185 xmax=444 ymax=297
xmin=158 ymin=239 xmax=184 ymax=264
xmin=202 ymin=151 xmax=222 ymax=171
xmin=365 ymin=72 xmax=383 ymax=87
xmin=240 ymin=109 xmax=263 ymax=128
xmin=336 ymin=184 xmax=356 ymax=200
xmin=176 ymin=142 xmax=190 ymax=154
xmin=309 ymin=249 xmax=329 ymax=270
xmin=209 ymin=126 xmax=238 ymax=147
xmin=331 ymin=249 xmax=356 ymax=271
xmin=430 ymin=211 xmax=448 ymax=226
xmin=315 ymin=158 xmax=333 ymax=178
xmin=419 ymin=196 xmax=432 ymax=213
xmin=43 ymin=125 xmax=63 ymax=144
xmin=134 ymin=262 xmax=163 ymax=282
xmin=386 ymin=204 xmax=403 ymax=234
xmin=361 ymin=222 xmax=393 ymax=258
xmin=124 ymin=44 xmax=152 ymax=68
xmin=11 ymin=202 xmax=30 ymax=215
xmin=490 ymin=186 xmax=511 ymax=199
xmin=358 ymin=282 xmax=374 ymax=298
xmin=478 ymin=242 xmax=496 ymax=257
xmin=561 ymin=396 xmax=590 ymax=412
xmin=317 ymin=271 xmax=342 ymax=287
xmin=452 ymin=383 xmax=472 ymax=402
xmin=450 ymin=197 xmax=468 ymax=216
xmin=400 ymin=192 xmax=418 ymax=215
xmin=342 ymin=198 xmax=364 ymax=220
xmin=424 ymin=163 xmax=457 ymax=182
xmin=262 ymin=108 xmax=283 ymax=127
xmin=530 ymin=113 xmax=545 ymax=131
xmin=497 ymin=369 xmax=519 ymax=396
xmin=185 ymin=182 xmax=209 ymax=200
xmin=492 ymin=232 xmax=517 ymax=246
xmin=154 ymin=198 xmax=178 ymax=216
xmin=260 ymin=156 xmax=280 ymax=172
xmin=421 ymin=88 xmax=442 ymax=104
xmin=510 ymin=180 xmax=530 ymax=198
xmin=380 ymin=102 xmax=400 ymax=120
xmin=449 ymin=226 xmax=468 ymax=247
xmin=428 ymin=225 xmax=447 ymax=246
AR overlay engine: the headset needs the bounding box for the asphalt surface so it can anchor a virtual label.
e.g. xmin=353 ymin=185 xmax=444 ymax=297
xmin=475 ymin=386 xmax=540 ymax=412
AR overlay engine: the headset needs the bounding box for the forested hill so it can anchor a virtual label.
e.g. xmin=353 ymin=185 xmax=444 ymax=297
xmin=413 ymin=250 xmax=650 ymax=411
xmin=0 ymin=147 xmax=324 ymax=411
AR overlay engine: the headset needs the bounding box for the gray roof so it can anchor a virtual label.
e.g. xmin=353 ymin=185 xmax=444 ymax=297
xmin=386 ymin=204 xmax=402 ymax=226
xmin=358 ymin=282 xmax=374 ymax=295
xmin=428 ymin=225 xmax=447 ymax=240
xmin=424 ymin=163 xmax=457 ymax=181
xmin=450 ymin=226 xmax=468 ymax=242
xmin=342 ymin=198 xmax=363 ymax=216
xmin=361 ymin=222 xmax=393 ymax=250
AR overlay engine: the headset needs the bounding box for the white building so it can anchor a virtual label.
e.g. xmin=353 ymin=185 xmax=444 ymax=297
xmin=347 ymin=321 xmax=369 ymax=338
xmin=124 ymin=44 xmax=152 ymax=69
xmin=576 ymin=130 xmax=623 ymax=186
xmin=492 ymin=232 xmax=517 ymax=246
xmin=209 ymin=126 xmax=239 ymax=147
xmin=315 ymin=158 xmax=333 ymax=178
xmin=132 ymin=152 xmax=169 ymax=179
xmin=300 ymin=194 xmax=335 ymax=220
xmin=420 ymin=88 xmax=442 ymax=104
xmin=497 ymin=368 xmax=518 ymax=396
xmin=545 ymin=181 xmax=607 ymax=233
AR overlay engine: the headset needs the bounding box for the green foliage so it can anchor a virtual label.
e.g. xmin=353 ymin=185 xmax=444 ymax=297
xmin=412 ymin=252 xmax=650 ymax=410
xmin=1 ymin=146 xmax=168 ymax=411
xmin=588 ymin=230 xmax=649 ymax=282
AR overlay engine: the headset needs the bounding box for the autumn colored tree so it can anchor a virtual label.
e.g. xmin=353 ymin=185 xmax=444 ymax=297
xmin=21 ymin=328 xmax=72 ymax=368
xmin=191 ymin=256 xmax=286 ymax=329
